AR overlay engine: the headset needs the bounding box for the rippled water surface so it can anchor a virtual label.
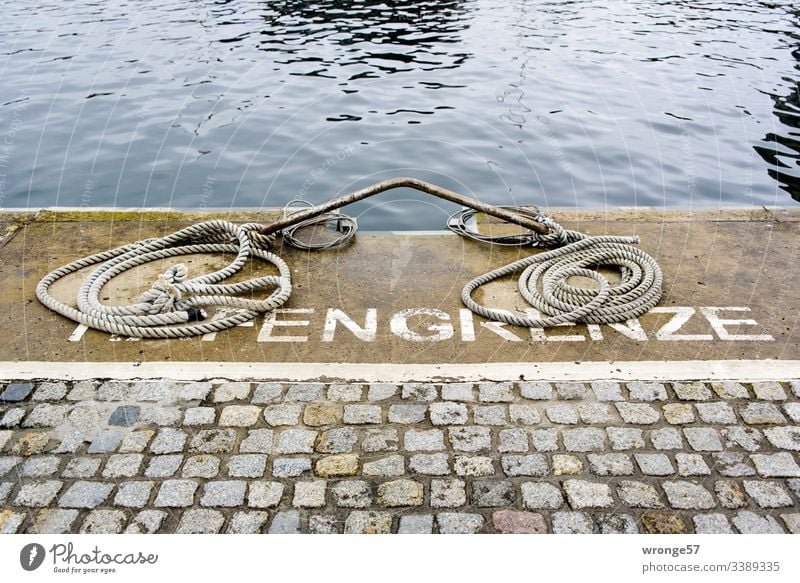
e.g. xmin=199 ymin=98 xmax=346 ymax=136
xmin=1 ymin=1 xmax=799 ymax=229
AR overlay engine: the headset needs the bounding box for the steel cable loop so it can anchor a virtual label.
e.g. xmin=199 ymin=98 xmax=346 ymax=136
xmin=36 ymin=221 xmax=291 ymax=338
xmin=461 ymin=225 xmax=663 ymax=328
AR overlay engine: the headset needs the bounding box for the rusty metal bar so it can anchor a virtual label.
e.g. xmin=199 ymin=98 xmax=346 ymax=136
xmin=258 ymin=177 xmax=550 ymax=236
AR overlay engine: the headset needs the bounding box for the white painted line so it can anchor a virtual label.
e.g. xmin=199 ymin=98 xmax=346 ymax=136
xmin=0 ymin=360 xmax=798 ymax=382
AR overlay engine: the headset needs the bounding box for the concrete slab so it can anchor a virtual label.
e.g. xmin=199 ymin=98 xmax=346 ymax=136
xmin=0 ymin=209 xmax=798 ymax=366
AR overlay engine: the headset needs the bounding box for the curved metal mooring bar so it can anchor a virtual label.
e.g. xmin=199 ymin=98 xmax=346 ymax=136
xmin=258 ymin=177 xmax=550 ymax=236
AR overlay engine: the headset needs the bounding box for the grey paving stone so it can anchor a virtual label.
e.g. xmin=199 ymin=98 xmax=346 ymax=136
xmin=478 ymin=382 xmax=514 ymax=402
xmin=634 ymin=453 xmax=674 ymax=476
xmin=684 ymin=427 xmax=724 ymax=451
xmin=363 ymin=455 xmax=405 ymax=477
xmin=578 ymin=403 xmax=614 ymax=424
xmin=588 ymin=453 xmax=634 ymax=476
xmin=663 ymin=403 xmax=695 ymax=425
xmin=555 ymin=382 xmax=588 ymax=400
xmin=20 ymin=455 xmax=60 ymax=477
xmin=293 ymin=480 xmax=327 ymax=508
xmin=520 ymin=381 xmax=553 ymax=400
xmin=135 ymin=380 xmax=179 ymax=402
xmin=314 ymin=427 xmax=356 ymax=454
xmin=248 ymin=482 xmax=284 ymax=508
xmin=784 ymin=403 xmax=800 ymax=423
xmin=436 ymin=513 xmax=484 ymax=534
xmin=343 ymin=404 xmax=381 ymax=424
xmin=377 ymin=479 xmax=424 ymax=507
xmin=14 ymin=480 xmax=63 ymax=507
xmin=1 ymin=382 xmax=34 ymax=402
xmin=30 ymin=509 xmax=79 ymax=534
xmin=189 ymin=429 xmax=237 ymax=454
xmin=272 ymin=458 xmax=312 ymax=478
xmin=285 ymin=383 xmax=325 ymax=402
xmin=750 ymin=452 xmax=800 ymax=477
xmin=240 ymin=429 xmax=274 ymax=454
xmin=531 ymin=428 xmax=559 ymax=452
xmin=440 ymin=383 xmax=474 ymax=402
xmin=88 ymin=430 xmax=123 ymax=453
xmin=546 ymin=404 xmax=578 ymax=425
xmin=97 ymin=381 xmax=131 ymax=401
xmin=328 ymin=383 xmax=363 ymax=402
xmin=471 ymin=480 xmax=515 ymax=507
xmin=501 ymin=454 xmax=548 ymax=477
xmin=33 ymin=382 xmax=68 ymax=401
xmin=0 ymin=482 xmax=13 ymax=504
xmin=563 ymin=480 xmax=614 ymax=509
xmin=751 ymin=381 xmax=787 ymax=401
xmin=62 ymin=457 xmax=101 ymax=479
xmin=552 ymin=511 xmax=594 ymax=533
xmin=498 ymin=428 xmax=529 ymax=452
xmin=220 ymin=405 xmax=261 ymax=427
xmin=401 ymin=383 xmax=437 ymax=402
xmin=0 ymin=510 xmax=25 ymax=533
xmin=521 ymin=482 xmax=564 ymax=509
xmin=344 ymin=511 xmax=392 ymax=534
xmin=696 ymin=402 xmax=737 ymax=424
xmin=509 ymin=405 xmax=541 ymax=425
xmin=177 ymin=509 xmax=225 ymax=533
xmin=607 ymin=427 xmax=645 ymax=450
xmin=388 ymin=404 xmax=427 ymax=424
xmin=149 ymin=428 xmax=187 ymax=454
xmin=448 ymin=426 xmax=491 ymax=452
xmin=710 ymin=381 xmax=750 ymax=399
xmin=552 ymin=454 xmax=584 ymax=476
xmin=368 ymin=383 xmax=399 ymax=401
xmin=715 ymin=480 xmax=747 ymax=509
xmin=693 ymin=514 xmax=733 ymax=534
xmin=269 ymin=511 xmax=301 ymax=534
xmin=787 ymin=479 xmax=800 ymax=498
xmin=429 ymin=402 xmax=468 ymax=425
xmin=228 ymin=454 xmax=268 ymax=478
xmin=617 ymin=481 xmax=664 ymax=508
xmin=108 ymin=405 xmax=141 ymax=427
xmin=80 ymin=510 xmax=127 ymax=534
xmin=712 ymin=452 xmax=756 ymax=477
xmin=722 ymin=426 xmax=763 ymax=452
xmin=732 ymin=511 xmax=785 ymax=534
xmin=251 ymin=382 xmax=284 ymax=404
xmin=178 ymin=381 xmax=212 ymax=401
xmin=59 ymin=481 xmax=113 ymax=508
xmin=0 ymin=429 xmax=12 ymax=451
xmin=562 ymin=428 xmax=606 ymax=452
xmin=118 ymin=431 xmax=154 ymax=453
xmin=0 ymin=408 xmax=25 ymax=428
xmin=616 ymin=403 xmax=660 ymax=425
xmin=430 ymin=479 xmax=467 ymax=508
xmin=672 ymin=382 xmax=712 ymax=401
xmin=228 ymin=511 xmax=270 ymax=534
xmin=740 ymin=402 xmax=786 ymax=425
xmin=201 ymin=480 xmax=247 ymax=507
xmin=398 ymin=514 xmax=434 ymax=534
xmin=473 ymin=405 xmax=507 ymax=425
xmin=743 ymin=481 xmax=793 ymax=508
xmin=790 ymin=380 xmax=800 ymax=398
xmin=102 ymin=454 xmax=143 ymax=478
xmin=650 ymin=427 xmax=683 ymax=450
xmin=590 ymin=382 xmax=623 ymax=401
xmin=263 ymin=404 xmax=303 ymax=426
xmin=213 ymin=382 xmax=251 ymax=402
xmin=310 ymin=515 xmax=341 ymax=534
xmin=276 ymin=429 xmax=318 ymax=454
xmin=404 ymin=429 xmax=444 ymax=451
xmin=675 ymin=453 xmax=711 ymax=476
xmin=409 ymin=453 xmax=449 ymax=475
xmin=598 ymin=513 xmax=639 ymax=534
xmin=662 ymin=481 xmax=715 ymax=510
xmin=66 ymin=381 xmax=96 ymax=401
xmin=145 ymin=455 xmax=183 ymax=478
xmin=138 ymin=404 xmax=181 ymax=427
xmin=763 ymin=426 xmax=800 ymax=451
xmin=627 ymin=382 xmax=667 ymax=401
xmin=331 ymin=480 xmax=372 ymax=508
xmin=114 ymin=481 xmax=154 ymax=508
xmin=453 ymin=455 xmax=494 ymax=477
xmin=182 ymin=455 xmax=221 ymax=478
xmin=23 ymin=404 xmax=69 ymax=428
xmin=154 ymin=479 xmax=198 ymax=507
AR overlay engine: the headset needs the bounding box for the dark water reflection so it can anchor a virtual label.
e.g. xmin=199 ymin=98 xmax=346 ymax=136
xmin=1 ymin=0 xmax=799 ymax=229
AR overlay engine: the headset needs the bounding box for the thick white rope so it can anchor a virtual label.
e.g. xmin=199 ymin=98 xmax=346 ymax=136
xmin=461 ymin=214 xmax=663 ymax=327
xmin=36 ymin=220 xmax=291 ymax=338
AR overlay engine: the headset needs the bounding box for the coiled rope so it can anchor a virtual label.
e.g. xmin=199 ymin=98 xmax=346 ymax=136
xmin=36 ymin=220 xmax=291 ymax=338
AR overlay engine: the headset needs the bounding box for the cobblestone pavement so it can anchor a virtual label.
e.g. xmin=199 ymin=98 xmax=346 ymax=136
xmin=1 ymin=379 xmax=799 ymax=534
